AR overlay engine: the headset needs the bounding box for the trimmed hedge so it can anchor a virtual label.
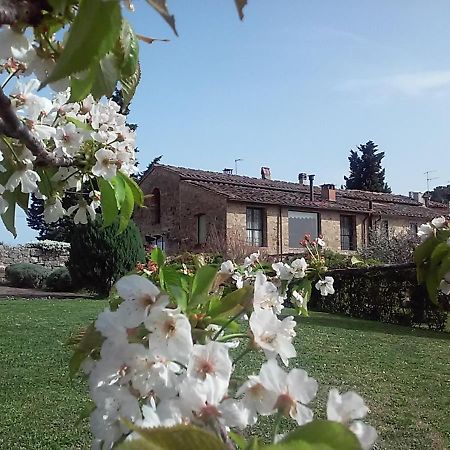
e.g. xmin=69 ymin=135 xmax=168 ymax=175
xmin=46 ymin=267 xmax=73 ymax=292
xmin=5 ymin=263 xmax=50 ymax=289
xmin=310 ymin=263 xmax=449 ymax=331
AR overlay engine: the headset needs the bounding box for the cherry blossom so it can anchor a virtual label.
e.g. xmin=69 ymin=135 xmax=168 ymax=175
xmin=315 ymin=276 xmax=335 ymax=296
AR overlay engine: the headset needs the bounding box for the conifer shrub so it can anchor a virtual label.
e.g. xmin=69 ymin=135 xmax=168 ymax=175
xmin=68 ymin=219 xmax=146 ymax=295
xmin=5 ymin=263 xmax=50 ymax=288
xmin=46 ymin=267 xmax=73 ymax=292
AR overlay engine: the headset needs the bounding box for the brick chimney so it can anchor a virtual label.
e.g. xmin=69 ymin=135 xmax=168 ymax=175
xmin=321 ymin=184 xmax=336 ymax=202
xmin=261 ymin=167 xmax=271 ymax=180
xmin=298 ymin=172 xmax=307 ymax=185
xmin=422 ymin=192 xmax=431 ymax=207
xmin=223 ymin=168 xmax=233 ymax=175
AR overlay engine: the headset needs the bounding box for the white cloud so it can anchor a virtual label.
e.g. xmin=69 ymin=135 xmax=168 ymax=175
xmin=339 ymin=70 xmax=450 ymax=98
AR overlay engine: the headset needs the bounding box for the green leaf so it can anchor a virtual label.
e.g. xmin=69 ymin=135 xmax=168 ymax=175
xmin=229 ymin=431 xmax=247 ymax=449
xmin=118 ymin=181 xmax=134 ymax=233
xmin=69 ymin=70 xmax=95 ymax=102
xmin=1 ymin=190 xmax=17 ymax=237
xmin=66 ymin=116 xmax=93 ymax=131
xmin=43 ymin=0 xmax=122 ymax=86
xmin=119 ymin=172 xmax=144 ymax=206
xmin=91 ymin=53 xmax=121 ymax=99
xmin=269 ymin=420 xmax=362 ymax=450
xmin=117 ymin=424 xmax=227 ymax=450
xmin=414 ymin=236 xmax=439 ymax=267
xmin=145 ymin=0 xmax=178 ymax=36
xmin=167 ymin=284 xmax=188 ymax=312
xmin=209 ymin=285 xmax=253 ymax=318
xmin=110 ymin=175 xmax=127 ymax=208
xmin=190 ymin=265 xmax=217 ymax=306
xmin=151 ymin=247 xmax=166 ymax=267
xmin=121 ymin=61 xmax=141 ymax=109
xmin=98 ymin=177 xmax=119 ymax=227
xmin=118 ymin=20 xmax=139 ymax=78
xmin=69 ymin=350 xmax=87 ymax=379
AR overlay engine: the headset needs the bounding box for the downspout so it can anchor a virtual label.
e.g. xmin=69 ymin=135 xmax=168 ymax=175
xmin=279 ymin=206 xmax=283 ymax=259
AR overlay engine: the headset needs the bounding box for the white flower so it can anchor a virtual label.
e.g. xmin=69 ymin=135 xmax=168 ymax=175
xmin=219 ymin=260 xmax=235 ymax=275
xmin=232 ymin=272 xmax=244 ymax=289
xmin=327 ymin=389 xmax=377 ymax=450
xmin=0 ymin=26 xmax=31 ymax=60
xmin=0 ymin=185 xmax=8 ymax=214
xmin=253 ymin=271 xmax=284 ymax=314
xmin=291 ymin=258 xmax=308 ymax=278
xmin=258 ymin=359 xmax=317 ymax=425
xmin=237 ymin=374 xmax=278 ymax=424
xmin=43 ymin=197 xmax=65 ymax=223
xmin=144 ymin=307 xmax=193 ymax=365
xmin=95 ymin=309 xmax=128 ymax=341
xmin=10 ymin=78 xmax=52 ymax=120
xmin=317 ymin=237 xmax=326 ymax=247
xmin=315 ymin=276 xmax=335 ymax=296
xmin=244 ymin=251 xmax=260 ymax=268
xmin=114 ymin=275 xmax=168 ymax=328
xmin=5 ymin=165 xmax=40 ymax=193
xmin=53 ymin=122 xmax=84 ymax=156
xmin=92 ymin=148 xmax=117 ymax=180
xmin=67 ymin=202 xmax=96 ymax=224
xmin=272 ymin=262 xmax=294 ymax=281
xmin=431 ymin=216 xmax=446 ymax=229
xmin=187 ymin=341 xmax=232 ymax=384
xmin=249 ymin=309 xmax=296 ymax=366
xmin=52 ymin=167 xmax=82 ymax=191
xmin=417 ymin=223 xmax=433 ymax=241
xmin=291 ymin=290 xmax=304 ymax=308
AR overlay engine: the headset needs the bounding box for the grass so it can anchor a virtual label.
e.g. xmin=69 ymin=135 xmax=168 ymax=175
xmin=0 ymin=299 xmax=449 ymax=450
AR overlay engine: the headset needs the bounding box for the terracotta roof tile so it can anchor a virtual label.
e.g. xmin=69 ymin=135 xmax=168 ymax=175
xmin=154 ymin=164 xmax=444 ymax=220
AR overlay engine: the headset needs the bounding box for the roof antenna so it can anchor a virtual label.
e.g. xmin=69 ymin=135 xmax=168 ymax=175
xmin=234 ymin=158 xmax=243 ymax=175
xmin=424 ymin=170 xmax=438 ymax=192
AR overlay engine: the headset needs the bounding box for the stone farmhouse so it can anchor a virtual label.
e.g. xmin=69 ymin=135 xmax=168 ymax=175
xmin=135 ymin=164 xmax=446 ymax=256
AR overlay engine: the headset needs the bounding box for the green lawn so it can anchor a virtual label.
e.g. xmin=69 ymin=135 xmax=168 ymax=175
xmin=0 ymin=299 xmax=449 ymax=450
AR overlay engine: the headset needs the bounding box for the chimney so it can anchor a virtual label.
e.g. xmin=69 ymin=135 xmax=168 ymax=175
xmin=321 ymin=184 xmax=336 ymax=202
xmin=308 ymin=174 xmax=315 ymax=201
xmin=223 ymin=168 xmax=233 ymax=175
xmin=298 ymin=172 xmax=307 ymax=185
xmin=422 ymin=192 xmax=431 ymax=207
xmin=409 ymin=191 xmax=424 ymax=204
xmin=261 ymin=167 xmax=271 ymax=180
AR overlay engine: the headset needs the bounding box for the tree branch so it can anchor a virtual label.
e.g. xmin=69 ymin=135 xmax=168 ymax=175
xmin=0 ymin=86 xmax=73 ymax=167
xmin=0 ymin=0 xmax=49 ymax=27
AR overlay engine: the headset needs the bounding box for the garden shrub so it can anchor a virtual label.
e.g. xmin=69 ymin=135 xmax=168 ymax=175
xmin=310 ymin=263 xmax=448 ymax=330
xmin=46 ymin=267 xmax=73 ymax=292
xmin=68 ymin=219 xmax=146 ymax=295
xmin=5 ymin=263 xmax=50 ymax=289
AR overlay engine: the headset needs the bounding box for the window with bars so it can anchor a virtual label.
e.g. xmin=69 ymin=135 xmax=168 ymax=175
xmin=246 ymin=207 xmax=265 ymax=246
xmin=340 ymin=215 xmax=356 ymax=250
xmin=288 ymin=211 xmax=319 ymax=248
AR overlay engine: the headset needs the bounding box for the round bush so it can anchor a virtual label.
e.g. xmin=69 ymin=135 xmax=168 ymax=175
xmin=46 ymin=267 xmax=73 ymax=292
xmin=5 ymin=263 xmax=50 ymax=288
xmin=68 ymin=219 xmax=146 ymax=295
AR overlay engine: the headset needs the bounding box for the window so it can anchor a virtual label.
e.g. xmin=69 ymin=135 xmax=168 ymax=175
xmin=246 ymin=207 xmax=265 ymax=246
xmin=379 ymin=219 xmax=389 ymax=239
xmin=340 ymin=215 xmax=356 ymax=250
xmin=197 ymin=214 xmax=207 ymax=245
xmin=288 ymin=211 xmax=319 ymax=247
xmin=145 ymin=234 xmax=165 ymax=250
xmin=149 ymin=188 xmax=161 ymax=224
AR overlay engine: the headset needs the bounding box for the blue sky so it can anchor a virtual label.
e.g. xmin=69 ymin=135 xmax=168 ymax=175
xmin=3 ymin=0 xmax=450 ymax=243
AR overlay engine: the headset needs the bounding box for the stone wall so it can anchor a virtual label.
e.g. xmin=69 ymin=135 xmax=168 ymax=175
xmin=0 ymin=243 xmax=69 ymax=281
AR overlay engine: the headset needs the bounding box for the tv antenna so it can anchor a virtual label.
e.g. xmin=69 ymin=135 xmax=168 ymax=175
xmin=424 ymin=170 xmax=439 ymax=192
xmin=234 ymin=158 xmax=243 ymax=175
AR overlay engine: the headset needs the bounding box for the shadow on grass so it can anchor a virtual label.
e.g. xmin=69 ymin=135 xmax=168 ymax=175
xmin=291 ymin=310 xmax=450 ymax=341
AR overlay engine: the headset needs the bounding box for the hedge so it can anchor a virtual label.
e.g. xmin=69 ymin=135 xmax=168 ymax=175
xmin=310 ymin=263 xmax=449 ymax=331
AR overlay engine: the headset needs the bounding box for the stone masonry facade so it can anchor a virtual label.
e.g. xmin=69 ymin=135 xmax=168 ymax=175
xmin=0 ymin=243 xmax=69 ymax=281
xmin=135 ymin=164 xmax=445 ymax=257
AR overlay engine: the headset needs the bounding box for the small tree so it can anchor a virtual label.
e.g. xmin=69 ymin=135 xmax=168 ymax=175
xmin=344 ymin=141 xmax=391 ymax=192
xmin=68 ymin=218 xmax=146 ymax=295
